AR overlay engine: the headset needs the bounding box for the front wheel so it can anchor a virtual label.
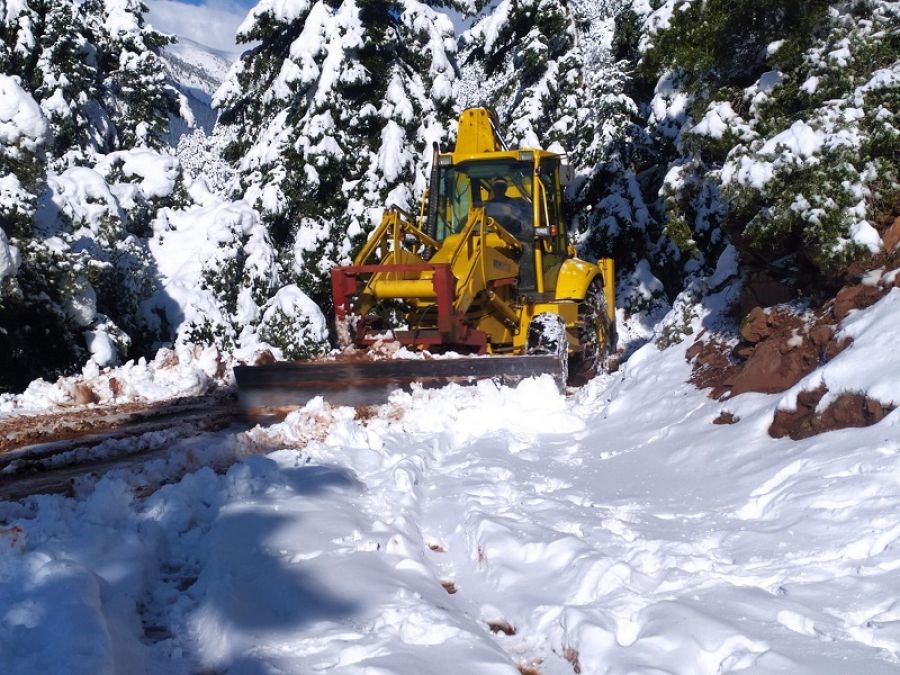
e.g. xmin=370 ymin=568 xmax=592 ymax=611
xmin=526 ymin=312 xmax=568 ymax=391
xmin=569 ymin=279 xmax=615 ymax=386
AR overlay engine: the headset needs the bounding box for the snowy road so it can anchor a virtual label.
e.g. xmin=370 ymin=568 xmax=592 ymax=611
xmin=1 ymin=327 xmax=898 ymax=674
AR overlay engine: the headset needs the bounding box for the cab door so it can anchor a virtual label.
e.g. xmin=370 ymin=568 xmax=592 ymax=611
xmin=536 ymin=158 xmax=567 ymax=292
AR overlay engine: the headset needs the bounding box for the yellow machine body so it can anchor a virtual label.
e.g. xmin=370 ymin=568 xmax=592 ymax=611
xmin=334 ymin=107 xmax=616 ymax=373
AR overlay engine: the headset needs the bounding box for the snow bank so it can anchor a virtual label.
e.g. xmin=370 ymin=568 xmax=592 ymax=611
xmin=0 ymin=344 xmax=225 ymax=415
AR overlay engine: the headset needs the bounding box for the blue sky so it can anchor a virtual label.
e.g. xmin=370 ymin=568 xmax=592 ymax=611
xmin=145 ymin=0 xmax=252 ymax=53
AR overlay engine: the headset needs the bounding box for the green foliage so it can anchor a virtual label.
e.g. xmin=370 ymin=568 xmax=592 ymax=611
xmin=258 ymin=307 xmax=327 ymax=361
xmin=183 ymin=317 xmax=233 ymax=351
xmin=654 ymin=288 xmax=699 ymax=349
xmin=638 ymin=0 xmax=831 ymax=96
xmin=0 ymin=296 xmax=84 ymax=393
xmin=726 ymin=148 xmax=880 ymax=275
xmin=610 ymin=0 xmax=899 ymax=295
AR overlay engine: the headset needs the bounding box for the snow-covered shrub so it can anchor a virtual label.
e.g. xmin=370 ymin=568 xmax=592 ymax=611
xmin=617 ymin=258 xmax=671 ymax=321
xmin=257 ymin=285 xmax=328 ymax=361
xmin=94 ymin=149 xmax=189 ymax=236
xmin=712 ymin=3 xmax=899 ymax=277
xmin=624 ymin=0 xmax=899 ymax=286
xmin=140 ymin=191 xmax=328 ymax=358
xmin=175 ymin=127 xmax=237 ymax=196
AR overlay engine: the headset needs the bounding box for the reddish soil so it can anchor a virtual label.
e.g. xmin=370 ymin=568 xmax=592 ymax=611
xmin=712 ymin=411 xmax=739 ymax=425
xmin=688 ymin=261 xmax=899 ymax=440
xmin=487 ymin=619 xmax=517 ymax=636
xmin=770 ymin=386 xmax=896 ymax=440
xmin=0 ymin=394 xmax=233 ymax=454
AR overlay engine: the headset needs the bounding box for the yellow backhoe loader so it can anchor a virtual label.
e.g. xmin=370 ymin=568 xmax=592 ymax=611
xmin=235 ymin=108 xmax=616 ymax=413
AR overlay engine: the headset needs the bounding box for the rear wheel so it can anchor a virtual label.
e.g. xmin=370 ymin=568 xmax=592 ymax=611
xmin=526 ymin=313 xmax=568 ymax=390
xmin=569 ymin=279 xmax=615 ymax=386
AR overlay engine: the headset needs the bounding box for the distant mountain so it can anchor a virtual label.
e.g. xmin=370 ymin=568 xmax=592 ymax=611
xmin=161 ymin=37 xmax=237 ymax=143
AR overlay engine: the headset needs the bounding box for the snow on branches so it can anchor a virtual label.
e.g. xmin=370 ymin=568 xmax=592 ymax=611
xmin=216 ymin=0 xmax=458 ymax=305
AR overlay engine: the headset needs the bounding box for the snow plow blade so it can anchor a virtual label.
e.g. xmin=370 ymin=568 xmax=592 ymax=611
xmin=234 ymin=355 xmax=564 ymax=421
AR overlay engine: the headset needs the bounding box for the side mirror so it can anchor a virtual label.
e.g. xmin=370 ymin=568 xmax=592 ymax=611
xmin=534 ymin=227 xmax=552 ymax=238
xmin=559 ymin=161 xmax=574 ymax=187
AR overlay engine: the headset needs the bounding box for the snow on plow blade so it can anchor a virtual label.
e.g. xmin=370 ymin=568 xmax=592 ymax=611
xmin=234 ymin=355 xmax=565 ymax=421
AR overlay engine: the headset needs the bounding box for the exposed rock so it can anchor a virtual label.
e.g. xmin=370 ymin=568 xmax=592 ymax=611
xmin=884 ymin=216 xmax=900 ymax=251
xmin=770 ymin=386 xmax=895 ymax=440
xmin=807 ymin=324 xmax=832 ymax=349
xmin=690 ymin=265 xmax=898 ymax=405
xmin=687 ymin=339 xmax=735 ymax=399
xmin=713 ymin=411 xmax=739 ymax=425
xmin=71 ymin=382 xmax=98 ymax=405
xmin=726 ymin=333 xmax=822 ymax=396
xmin=833 ymin=283 xmax=885 ymax=322
xmin=689 ymin=307 xmax=844 ymax=398
xmin=739 ymin=306 xmax=771 ymax=343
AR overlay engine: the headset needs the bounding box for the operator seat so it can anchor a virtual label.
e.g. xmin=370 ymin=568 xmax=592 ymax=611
xmin=484 ymin=179 xmax=536 ymax=292
xmin=485 ymin=198 xmax=532 ymax=239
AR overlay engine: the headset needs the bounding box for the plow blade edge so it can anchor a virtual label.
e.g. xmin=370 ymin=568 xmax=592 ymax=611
xmin=234 ymin=355 xmax=564 ymax=420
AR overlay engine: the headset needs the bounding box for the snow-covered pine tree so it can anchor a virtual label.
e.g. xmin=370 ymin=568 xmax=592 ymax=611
xmin=82 ymin=0 xmax=180 ymax=150
xmin=25 ymin=0 xmax=111 ymax=166
xmin=2 ymin=0 xmax=178 ymax=164
xmin=215 ymin=0 xmax=458 ymax=306
xmin=460 ymin=0 xmax=580 ymax=148
xmin=622 ymin=0 xmax=898 ymax=290
xmin=0 ymin=0 xmax=193 ymax=390
xmin=0 ymin=75 xmax=90 ymax=390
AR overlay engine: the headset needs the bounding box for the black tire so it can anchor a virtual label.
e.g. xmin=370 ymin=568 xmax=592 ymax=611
xmin=526 ymin=312 xmax=568 ymax=390
xmin=569 ymin=279 xmax=614 ymax=386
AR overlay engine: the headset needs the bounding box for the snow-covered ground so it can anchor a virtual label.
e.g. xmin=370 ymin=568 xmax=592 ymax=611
xmin=0 ymin=285 xmax=898 ymax=674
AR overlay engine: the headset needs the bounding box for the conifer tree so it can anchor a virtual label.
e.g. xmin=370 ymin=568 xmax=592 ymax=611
xmin=216 ymin=0 xmax=458 ymax=305
xmin=461 ymin=0 xmax=581 ymax=147
xmin=84 ymin=0 xmax=179 ymax=149
xmin=33 ymin=0 xmax=111 ymax=165
xmin=2 ymin=0 xmax=178 ymax=163
xmin=0 ymin=75 xmax=88 ymax=389
xmin=0 ymin=0 xmax=186 ymax=389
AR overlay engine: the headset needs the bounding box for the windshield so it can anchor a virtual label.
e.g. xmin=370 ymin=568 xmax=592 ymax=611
xmin=433 ymin=160 xmax=534 ymax=241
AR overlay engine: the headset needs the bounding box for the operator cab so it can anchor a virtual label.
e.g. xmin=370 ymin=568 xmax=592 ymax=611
xmin=431 ymin=159 xmax=534 ymax=242
xmin=429 ymin=153 xmax=568 ymax=295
